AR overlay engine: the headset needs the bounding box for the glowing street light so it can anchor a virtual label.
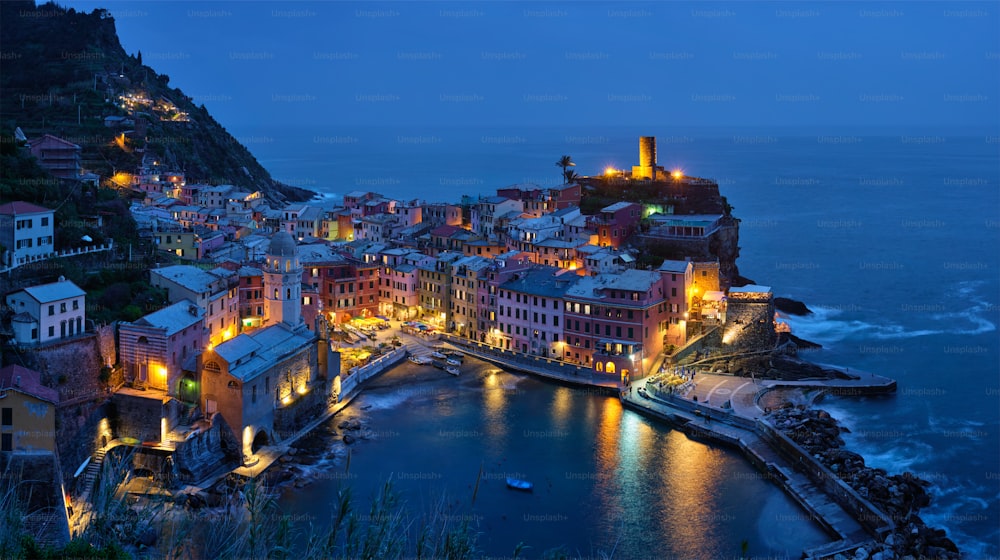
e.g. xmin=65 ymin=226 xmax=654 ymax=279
xmin=671 ymin=169 xmax=684 ymax=180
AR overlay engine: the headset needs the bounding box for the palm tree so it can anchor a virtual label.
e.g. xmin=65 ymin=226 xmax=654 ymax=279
xmin=564 ymin=170 xmax=579 ymax=184
xmin=556 ymin=155 xmax=575 ymax=184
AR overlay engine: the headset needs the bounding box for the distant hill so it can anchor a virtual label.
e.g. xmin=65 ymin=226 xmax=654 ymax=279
xmin=0 ymin=0 xmax=314 ymax=204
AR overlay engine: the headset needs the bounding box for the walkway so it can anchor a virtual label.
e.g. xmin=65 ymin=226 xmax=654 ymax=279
xmin=620 ymin=388 xmax=871 ymax=558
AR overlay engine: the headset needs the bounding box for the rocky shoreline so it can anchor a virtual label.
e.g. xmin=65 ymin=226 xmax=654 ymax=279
xmin=768 ymin=406 xmax=960 ymax=560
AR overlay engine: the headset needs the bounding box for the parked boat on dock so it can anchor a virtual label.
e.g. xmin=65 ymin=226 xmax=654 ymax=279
xmin=445 ymin=366 xmax=460 ymax=376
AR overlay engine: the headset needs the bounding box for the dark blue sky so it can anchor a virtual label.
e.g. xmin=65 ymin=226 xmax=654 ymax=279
xmin=64 ymin=1 xmax=999 ymax=129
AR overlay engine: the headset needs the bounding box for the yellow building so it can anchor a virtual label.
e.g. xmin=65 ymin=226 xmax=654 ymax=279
xmin=0 ymin=365 xmax=58 ymax=453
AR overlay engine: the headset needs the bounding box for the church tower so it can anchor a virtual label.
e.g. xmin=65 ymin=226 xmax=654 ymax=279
xmin=263 ymin=232 xmax=302 ymax=327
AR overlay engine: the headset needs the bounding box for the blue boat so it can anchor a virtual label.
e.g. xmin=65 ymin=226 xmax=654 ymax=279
xmin=506 ymin=477 xmax=533 ymax=492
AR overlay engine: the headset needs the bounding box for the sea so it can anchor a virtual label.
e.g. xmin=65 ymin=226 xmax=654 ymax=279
xmin=242 ymin=125 xmax=999 ymax=558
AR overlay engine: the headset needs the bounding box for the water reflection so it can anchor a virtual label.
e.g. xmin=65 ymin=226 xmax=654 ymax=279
xmin=482 ymin=369 xmax=508 ymax=441
xmin=662 ymin=431 xmax=725 ymax=555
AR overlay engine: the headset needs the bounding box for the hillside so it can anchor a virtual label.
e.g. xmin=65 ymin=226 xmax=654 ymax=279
xmin=0 ymin=0 xmax=314 ymax=203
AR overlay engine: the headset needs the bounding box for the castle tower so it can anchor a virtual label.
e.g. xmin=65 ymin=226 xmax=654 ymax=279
xmin=263 ymin=232 xmax=302 ymax=327
xmin=633 ymin=136 xmax=657 ymax=180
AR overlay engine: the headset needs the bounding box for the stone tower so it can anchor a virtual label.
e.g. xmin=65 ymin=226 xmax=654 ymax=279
xmin=263 ymin=232 xmax=302 ymax=327
xmin=632 ymin=136 xmax=657 ymax=180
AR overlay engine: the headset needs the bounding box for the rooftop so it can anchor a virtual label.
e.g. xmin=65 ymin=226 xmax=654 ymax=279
xmin=659 ymin=259 xmax=692 ymax=273
xmin=19 ymin=278 xmax=86 ymax=303
xmin=132 ymin=299 xmax=204 ymax=336
xmin=213 ymin=323 xmax=316 ymax=381
xmin=0 ymin=201 xmax=53 ymax=215
xmin=0 ymin=365 xmax=58 ymax=403
xmin=151 ymin=265 xmax=226 ymax=294
xmin=601 ymin=201 xmax=639 ymax=213
xmin=500 ymin=266 xmax=575 ymax=298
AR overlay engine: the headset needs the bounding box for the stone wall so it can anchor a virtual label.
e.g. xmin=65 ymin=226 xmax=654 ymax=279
xmin=55 ymin=400 xmax=111 ymax=485
xmin=26 ymin=334 xmax=104 ymax=403
xmin=724 ymin=299 xmax=776 ymax=350
xmin=273 ymin=379 xmax=330 ymax=439
xmin=110 ymin=392 xmax=162 ymax=443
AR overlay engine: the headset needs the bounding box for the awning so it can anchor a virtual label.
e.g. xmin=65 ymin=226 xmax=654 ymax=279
xmin=702 ymin=290 xmax=726 ymax=302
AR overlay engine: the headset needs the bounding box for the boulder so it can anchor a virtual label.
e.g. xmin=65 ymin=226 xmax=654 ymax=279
xmin=343 ymin=434 xmax=356 ymax=445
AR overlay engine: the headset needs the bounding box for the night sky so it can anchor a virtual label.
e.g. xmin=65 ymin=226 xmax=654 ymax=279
xmin=62 ymin=1 xmax=999 ymax=129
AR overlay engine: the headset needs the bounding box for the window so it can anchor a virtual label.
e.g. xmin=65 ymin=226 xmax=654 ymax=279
xmin=73 ymin=299 xmax=79 ymax=310
xmin=1 ymin=408 xmax=11 ymax=426
xmin=48 ymin=326 xmax=54 ymax=337
xmin=1 ymin=434 xmax=10 ymax=452
xmin=252 ymin=385 xmax=257 ymax=404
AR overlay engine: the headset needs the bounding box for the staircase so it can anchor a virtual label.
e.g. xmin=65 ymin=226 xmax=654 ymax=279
xmin=78 ymin=446 xmax=107 ymax=504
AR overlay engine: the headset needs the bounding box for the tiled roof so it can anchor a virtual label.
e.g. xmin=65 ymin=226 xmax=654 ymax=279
xmin=0 ymin=365 xmax=58 ymax=403
xmin=0 ymin=201 xmax=52 ymax=215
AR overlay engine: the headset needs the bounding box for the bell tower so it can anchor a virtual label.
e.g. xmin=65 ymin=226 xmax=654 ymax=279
xmin=263 ymin=232 xmax=302 ymax=327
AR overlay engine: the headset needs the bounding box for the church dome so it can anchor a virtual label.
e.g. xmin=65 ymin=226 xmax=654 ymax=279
xmin=268 ymin=232 xmax=297 ymax=258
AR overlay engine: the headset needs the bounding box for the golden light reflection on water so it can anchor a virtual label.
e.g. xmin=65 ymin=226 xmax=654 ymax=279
xmin=660 ymin=430 xmax=725 ymax=554
xmin=594 ymin=396 xmax=623 ymax=471
xmin=550 ymin=387 xmax=571 ymax=430
xmin=482 ymin=370 xmax=508 ymax=440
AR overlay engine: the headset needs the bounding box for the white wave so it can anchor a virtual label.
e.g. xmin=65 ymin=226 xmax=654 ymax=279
xmin=782 ymin=293 xmax=997 ymax=344
xmin=354 ymin=388 xmax=418 ymax=411
xmin=921 ymin=480 xmax=1000 ymax=558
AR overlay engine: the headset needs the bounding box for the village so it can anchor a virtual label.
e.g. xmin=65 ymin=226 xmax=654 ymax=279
xmin=3 ymin=134 xmax=934 ymax=560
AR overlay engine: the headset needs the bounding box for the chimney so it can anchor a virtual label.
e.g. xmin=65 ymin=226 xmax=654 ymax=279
xmin=14 ymin=376 xmax=21 ymax=387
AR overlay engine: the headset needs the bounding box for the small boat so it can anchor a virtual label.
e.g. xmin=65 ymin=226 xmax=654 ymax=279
xmin=505 ymin=477 xmax=533 ymax=492
xmin=430 ymin=351 xmax=447 ymax=359
xmin=446 ymin=358 xmax=461 ymax=367
xmin=445 ymin=366 xmax=460 ymax=376
xmin=409 ymin=355 xmax=431 ymax=365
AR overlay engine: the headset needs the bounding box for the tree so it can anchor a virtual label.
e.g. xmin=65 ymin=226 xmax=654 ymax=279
xmin=564 ymin=170 xmax=579 ymax=184
xmin=555 ymin=155 xmax=575 ymax=184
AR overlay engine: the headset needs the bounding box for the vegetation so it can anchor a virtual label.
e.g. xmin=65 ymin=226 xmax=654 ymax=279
xmin=0 ymin=0 xmax=313 ymax=203
xmin=555 ymin=155 xmax=575 ymax=185
xmin=3 ymin=450 xmax=619 ymax=560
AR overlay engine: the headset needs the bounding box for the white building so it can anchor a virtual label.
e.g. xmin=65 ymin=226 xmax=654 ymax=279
xmin=6 ymin=277 xmax=86 ymax=345
xmin=0 ymin=201 xmax=55 ymax=269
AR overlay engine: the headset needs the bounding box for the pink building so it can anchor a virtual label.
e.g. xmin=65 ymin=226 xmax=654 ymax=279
xmin=495 ymin=266 xmax=573 ymax=357
xmin=587 ymin=202 xmax=642 ymax=249
xmin=119 ymin=300 xmax=206 ymax=402
xmin=27 ymin=134 xmax=81 ymax=179
xmin=378 ymin=248 xmax=432 ymax=320
xmin=563 ymin=269 xmax=673 ymax=384
xmin=658 ymin=260 xmax=694 ymax=348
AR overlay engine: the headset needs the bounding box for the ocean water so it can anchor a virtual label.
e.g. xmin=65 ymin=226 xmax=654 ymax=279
xmin=251 ymin=125 xmax=1000 ymax=556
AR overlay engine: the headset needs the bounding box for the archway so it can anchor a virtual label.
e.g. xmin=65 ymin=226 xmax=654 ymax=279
xmin=605 ymin=361 xmax=616 ymax=375
xmin=179 ymin=373 xmax=198 ymax=403
xmin=251 ymin=430 xmax=269 ymax=453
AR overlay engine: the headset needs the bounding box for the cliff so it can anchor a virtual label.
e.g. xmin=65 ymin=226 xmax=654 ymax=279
xmin=0 ymin=1 xmax=313 ymax=204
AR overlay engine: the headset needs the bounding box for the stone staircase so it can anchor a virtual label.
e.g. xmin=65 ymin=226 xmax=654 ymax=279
xmin=78 ymin=446 xmax=107 ymax=504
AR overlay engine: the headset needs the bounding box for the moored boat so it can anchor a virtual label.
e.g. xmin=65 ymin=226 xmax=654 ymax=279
xmin=445 ymin=366 xmax=460 ymax=376
xmin=505 ymin=477 xmax=533 ymax=491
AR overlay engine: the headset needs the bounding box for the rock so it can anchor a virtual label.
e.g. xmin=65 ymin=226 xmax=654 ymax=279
xmin=137 ymin=527 xmax=157 ymax=547
xmin=885 ymin=534 xmax=895 ymax=547
xmin=286 ymin=448 xmax=297 ymax=456
xmin=775 ymin=297 xmax=813 ymax=316
xmin=854 ymin=547 xmax=869 ymax=560
xmin=343 ymin=434 xmax=356 ymax=445
xmin=279 ymin=455 xmax=293 ymax=463
xmin=173 ymin=493 xmax=188 ymax=506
